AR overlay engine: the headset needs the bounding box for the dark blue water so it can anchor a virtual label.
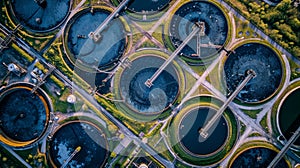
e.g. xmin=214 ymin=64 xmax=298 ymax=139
xmin=170 ymin=1 xmax=228 ymax=59
xmin=128 ymin=67 xmax=179 ymax=113
xmin=67 ymin=8 xmax=126 ymax=69
xmin=0 ymin=88 xmax=47 ymax=141
xmin=126 ymin=0 xmax=170 ymax=13
xmin=224 ymin=43 xmax=282 ymax=103
xmin=279 ymin=88 xmax=300 ymax=145
xmin=231 ymin=147 xmax=288 ymax=168
xmin=11 ymin=0 xmax=71 ymax=31
xmin=49 ymin=122 xmax=108 ymax=168
xmin=179 ymin=107 xmax=228 ymax=155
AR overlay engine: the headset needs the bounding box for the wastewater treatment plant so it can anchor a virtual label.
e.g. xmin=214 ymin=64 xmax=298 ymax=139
xmin=0 ymin=0 xmax=300 ymax=167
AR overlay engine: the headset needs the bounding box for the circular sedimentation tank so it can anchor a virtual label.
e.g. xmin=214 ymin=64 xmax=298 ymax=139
xmin=169 ymin=1 xmax=229 ymax=63
xmin=223 ymin=42 xmax=283 ymax=103
xmin=168 ymin=96 xmax=237 ymax=166
xmin=124 ymin=0 xmax=171 ymax=14
xmin=9 ymin=0 xmax=71 ymax=32
xmin=63 ymin=6 xmax=128 ymax=71
xmin=0 ymin=82 xmax=52 ymax=148
xmin=49 ymin=121 xmax=108 ymax=168
xmin=117 ymin=54 xmax=181 ymax=115
xmin=179 ymin=107 xmax=228 ymax=156
xmin=230 ymin=146 xmax=289 ymax=168
xmin=277 ymin=87 xmax=300 ymax=147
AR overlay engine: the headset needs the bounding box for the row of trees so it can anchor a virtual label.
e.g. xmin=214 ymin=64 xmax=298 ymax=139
xmin=227 ymin=0 xmax=300 ymax=57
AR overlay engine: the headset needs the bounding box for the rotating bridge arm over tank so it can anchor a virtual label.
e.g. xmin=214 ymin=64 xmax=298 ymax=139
xmin=89 ymin=0 xmax=131 ymax=42
xmin=196 ymin=22 xmax=206 ymax=56
xmin=199 ymin=69 xmax=256 ymax=139
xmin=60 ymin=146 xmax=81 ymax=168
xmin=267 ymin=125 xmax=300 ymax=168
xmin=195 ymin=22 xmax=222 ymax=56
xmin=34 ymin=0 xmax=47 ymax=6
xmin=145 ymin=22 xmax=204 ymax=88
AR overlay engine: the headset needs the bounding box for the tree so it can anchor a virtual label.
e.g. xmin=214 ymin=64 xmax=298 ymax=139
xmin=285 ymin=32 xmax=297 ymax=42
xmin=276 ymin=0 xmax=292 ymax=12
xmin=293 ymin=46 xmax=300 ymax=57
xmin=276 ymin=23 xmax=297 ymax=41
xmin=269 ymin=29 xmax=282 ymax=41
xmin=289 ymin=18 xmax=300 ymax=29
xmin=259 ymin=21 xmax=268 ymax=30
xmin=277 ymin=23 xmax=293 ymax=34
xmin=251 ymin=13 xmax=261 ymax=24
xmin=263 ymin=10 xmax=282 ymax=23
xmin=249 ymin=2 xmax=261 ymax=13
xmin=241 ymin=20 xmax=250 ymax=29
xmin=279 ymin=41 xmax=289 ymax=49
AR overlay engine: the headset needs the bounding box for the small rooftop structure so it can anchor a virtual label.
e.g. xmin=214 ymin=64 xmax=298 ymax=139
xmin=6 ymin=63 xmax=25 ymax=77
xmin=7 ymin=63 xmax=21 ymax=76
xmin=67 ymin=94 xmax=76 ymax=104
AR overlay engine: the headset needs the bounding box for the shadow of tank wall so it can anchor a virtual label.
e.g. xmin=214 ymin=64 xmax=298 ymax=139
xmin=48 ymin=120 xmax=109 ymax=168
xmin=277 ymin=87 xmax=300 ymax=147
xmin=8 ymin=0 xmax=72 ymax=32
xmin=63 ymin=6 xmax=128 ymax=72
xmin=168 ymin=1 xmax=230 ymax=64
xmin=229 ymin=141 xmax=290 ymax=168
